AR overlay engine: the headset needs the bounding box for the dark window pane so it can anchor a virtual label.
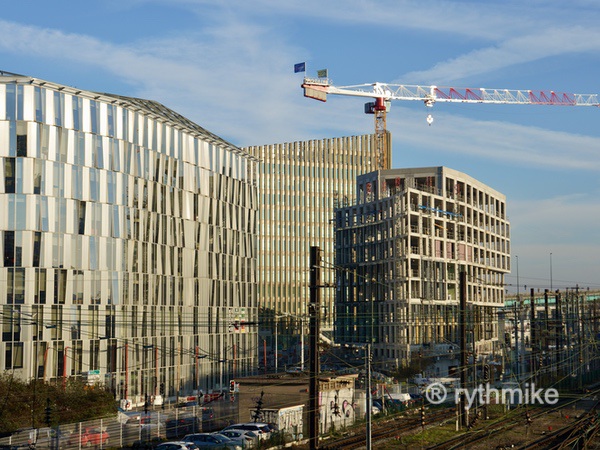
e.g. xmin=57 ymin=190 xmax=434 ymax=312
xmin=33 ymin=232 xmax=41 ymax=267
xmin=4 ymin=158 xmax=15 ymax=193
xmin=78 ymin=201 xmax=86 ymax=234
xmin=16 ymin=134 xmax=27 ymax=157
xmin=4 ymin=231 xmax=14 ymax=266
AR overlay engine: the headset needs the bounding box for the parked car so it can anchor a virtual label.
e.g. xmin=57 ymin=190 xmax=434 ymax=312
xmin=166 ymin=417 xmax=201 ymax=439
xmin=66 ymin=427 xmax=109 ymax=447
xmin=156 ymin=442 xmax=199 ymax=450
xmin=215 ymin=429 xmax=258 ymax=447
xmin=182 ymin=433 xmax=242 ymax=450
xmin=220 ymin=423 xmax=272 ymax=440
xmin=198 ymin=407 xmax=219 ymax=432
xmin=172 ymin=406 xmax=218 ymax=432
xmin=125 ymin=414 xmax=164 ymax=441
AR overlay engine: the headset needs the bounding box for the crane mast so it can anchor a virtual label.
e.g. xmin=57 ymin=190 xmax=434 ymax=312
xmin=301 ymin=77 xmax=600 ymax=169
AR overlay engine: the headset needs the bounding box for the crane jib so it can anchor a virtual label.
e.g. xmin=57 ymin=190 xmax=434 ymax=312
xmin=302 ymin=79 xmax=600 ymax=107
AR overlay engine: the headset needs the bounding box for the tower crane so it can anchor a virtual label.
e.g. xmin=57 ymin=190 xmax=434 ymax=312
xmin=301 ymin=77 xmax=600 ymax=170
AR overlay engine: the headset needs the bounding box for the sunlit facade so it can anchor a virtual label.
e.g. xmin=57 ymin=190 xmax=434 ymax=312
xmin=0 ymin=72 xmax=258 ymax=405
xmin=244 ymin=135 xmax=389 ymax=362
xmin=335 ymin=167 xmax=510 ymax=368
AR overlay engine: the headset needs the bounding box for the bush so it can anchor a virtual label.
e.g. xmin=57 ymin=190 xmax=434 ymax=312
xmin=0 ymin=373 xmax=117 ymax=433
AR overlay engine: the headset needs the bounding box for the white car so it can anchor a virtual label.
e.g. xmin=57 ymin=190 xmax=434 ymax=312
xmin=221 ymin=423 xmax=273 ymax=441
xmin=217 ymin=429 xmax=259 ymax=447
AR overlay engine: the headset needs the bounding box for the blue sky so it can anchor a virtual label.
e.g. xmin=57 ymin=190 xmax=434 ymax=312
xmin=1 ymin=0 xmax=599 ymax=292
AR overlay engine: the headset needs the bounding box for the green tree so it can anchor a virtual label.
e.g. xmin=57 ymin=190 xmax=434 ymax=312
xmin=0 ymin=373 xmax=117 ymax=433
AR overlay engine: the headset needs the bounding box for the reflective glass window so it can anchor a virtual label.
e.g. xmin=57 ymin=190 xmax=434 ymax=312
xmin=5 ymin=84 xmax=15 ymax=120
xmin=106 ymin=104 xmax=113 ymax=136
xmin=73 ymin=96 xmax=82 ymax=130
xmin=15 ymin=194 xmax=26 ymax=230
xmin=54 ymin=91 xmax=63 ymax=127
xmin=90 ymin=100 xmax=98 ymax=134
xmin=78 ymin=131 xmax=87 ymax=166
xmin=16 ymin=85 xmax=23 ymax=121
xmin=35 ymin=87 xmax=44 ymax=123
xmin=33 ymin=159 xmax=42 ymax=195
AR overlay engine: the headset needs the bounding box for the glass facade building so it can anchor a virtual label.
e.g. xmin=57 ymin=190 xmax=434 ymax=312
xmin=244 ymin=135 xmax=390 ymax=366
xmin=0 ymin=72 xmax=258 ymax=405
xmin=334 ymin=167 xmax=510 ymax=368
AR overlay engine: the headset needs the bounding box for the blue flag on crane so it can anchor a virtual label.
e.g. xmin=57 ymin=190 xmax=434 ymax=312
xmin=294 ymin=62 xmax=306 ymax=73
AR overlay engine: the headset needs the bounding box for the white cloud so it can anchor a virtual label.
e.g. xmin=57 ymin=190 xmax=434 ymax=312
xmin=0 ymin=1 xmax=597 ymax=288
xmin=0 ymin=17 xmax=311 ymax=144
xmin=388 ymin=108 xmax=600 ymax=171
xmin=401 ymin=26 xmax=600 ymax=84
xmin=151 ymin=0 xmax=590 ymax=41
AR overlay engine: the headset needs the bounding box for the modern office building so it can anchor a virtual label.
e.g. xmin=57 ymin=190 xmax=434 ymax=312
xmin=334 ymin=167 xmax=510 ymax=369
xmin=0 ymin=71 xmax=258 ymax=405
xmin=243 ymin=135 xmax=390 ymax=365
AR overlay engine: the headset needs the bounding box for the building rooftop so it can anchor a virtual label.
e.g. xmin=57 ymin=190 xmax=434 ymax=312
xmin=0 ymin=70 xmax=253 ymax=159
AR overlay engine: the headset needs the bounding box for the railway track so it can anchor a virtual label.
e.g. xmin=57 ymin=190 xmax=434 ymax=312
xmin=306 ymin=388 xmax=600 ymax=449
xmin=428 ymin=393 xmax=600 ymax=450
xmin=318 ymin=407 xmax=456 ymax=450
xmin=517 ymin=406 xmax=599 ymax=449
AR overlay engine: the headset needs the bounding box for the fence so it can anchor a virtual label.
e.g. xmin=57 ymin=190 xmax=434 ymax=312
xmin=0 ymin=405 xmax=223 ymax=449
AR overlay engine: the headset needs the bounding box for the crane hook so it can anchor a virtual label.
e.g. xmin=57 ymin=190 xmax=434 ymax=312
xmin=426 ymin=114 xmax=434 ymax=126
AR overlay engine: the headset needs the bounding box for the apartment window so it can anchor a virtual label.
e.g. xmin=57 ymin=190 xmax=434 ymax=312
xmin=4 ymin=343 xmax=24 ymax=369
xmin=2 ymin=306 xmax=20 ymax=342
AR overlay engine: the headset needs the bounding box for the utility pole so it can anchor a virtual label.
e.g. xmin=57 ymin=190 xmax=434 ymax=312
xmin=576 ymin=285 xmax=583 ymax=390
xmin=366 ymin=344 xmax=372 ymax=450
xmin=459 ymin=270 xmax=468 ymax=428
xmin=515 ymin=256 xmax=520 ymax=382
xmin=556 ymin=291 xmax=562 ymax=378
xmin=514 ymin=301 xmax=519 ymax=382
xmin=530 ymin=288 xmax=536 ymax=384
xmin=544 ymin=289 xmax=550 ymax=353
xmin=309 ymin=246 xmax=321 ymax=450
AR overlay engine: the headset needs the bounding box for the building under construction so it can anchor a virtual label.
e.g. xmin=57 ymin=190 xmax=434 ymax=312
xmin=334 ymin=167 xmax=510 ymax=370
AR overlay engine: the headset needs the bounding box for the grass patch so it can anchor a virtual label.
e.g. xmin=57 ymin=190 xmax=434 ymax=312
xmin=385 ymin=423 xmax=461 ymax=449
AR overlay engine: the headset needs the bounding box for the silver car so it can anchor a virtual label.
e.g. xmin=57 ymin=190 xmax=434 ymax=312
xmin=182 ymin=433 xmax=243 ymax=450
xmin=215 ymin=429 xmax=258 ymax=448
